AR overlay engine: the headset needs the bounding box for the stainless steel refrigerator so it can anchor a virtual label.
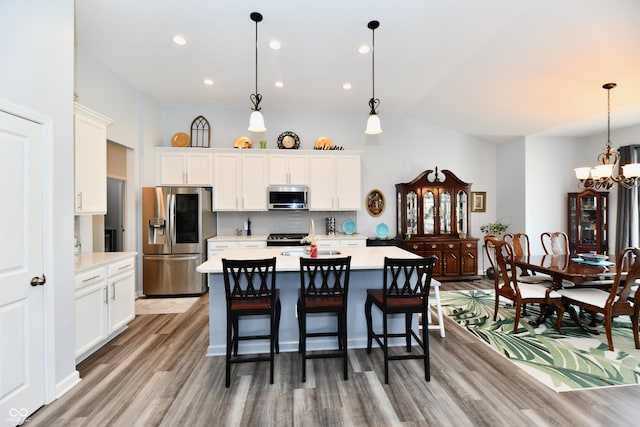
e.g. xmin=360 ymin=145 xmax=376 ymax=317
xmin=142 ymin=187 xmax=216 ymax=296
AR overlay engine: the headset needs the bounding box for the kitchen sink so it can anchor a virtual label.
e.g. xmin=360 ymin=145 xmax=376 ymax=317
xmin=280 ymin=249 xmax=342 ymax=257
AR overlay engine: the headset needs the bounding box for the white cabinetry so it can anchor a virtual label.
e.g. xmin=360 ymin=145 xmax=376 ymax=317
xmin=156 ymin=149 xmax=212 ymax=186
xmin=74 ymin=103 xmax=112 ymax=215
xmin=268 ymin=153 xmax=308 ymax=185
xmin=213 ymin=152 xmax=268 ymax=210
xmin=308 ymin=154 xmax=361 ymax=210
xmin=207 ymin=239 xmax=267 ymax=259
xmin=74 ymin=267 xmax=108 ymax=359
xmin=75 ymin=255 xmax=136 ymax=362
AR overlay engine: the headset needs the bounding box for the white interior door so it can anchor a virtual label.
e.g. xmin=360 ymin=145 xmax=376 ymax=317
xmin=0 ymin=110 xmax=46 ymax=425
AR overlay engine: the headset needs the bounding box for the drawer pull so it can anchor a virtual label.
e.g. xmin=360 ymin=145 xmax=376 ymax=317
xmin=431 ymin=245 xmax=437 ymax=249
xmin=448 ymin=244 xmax=454 ymax=248
xmin=118 ymin=264 xmax=132 ymax=270
xmin=412 ymin=244 xmax=418 ymax=250
xmin=82 ymin=274 xmax=101 ymax=282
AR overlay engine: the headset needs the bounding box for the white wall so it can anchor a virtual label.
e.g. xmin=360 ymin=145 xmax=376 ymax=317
xmin=496 ymin=137 xmax=526 ymax=232
xmin=0 ymin=0 xmax=77 ymax=398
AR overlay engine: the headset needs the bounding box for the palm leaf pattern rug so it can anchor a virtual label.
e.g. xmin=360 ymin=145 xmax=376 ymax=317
xmin=439 ymin=289 xmax=640 ymax=392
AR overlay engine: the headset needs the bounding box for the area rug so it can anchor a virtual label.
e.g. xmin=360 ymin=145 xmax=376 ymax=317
xmin=135 ymin=297 xmax=199 ymax=315
xmin=439 ymin=289 xmax=640 ymax=392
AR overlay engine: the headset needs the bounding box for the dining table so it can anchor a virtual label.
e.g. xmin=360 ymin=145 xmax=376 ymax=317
xmin=514 ymin=254 xmax=619 ymax=333
xmin=514 ymin=254 xmax=617 ymax=289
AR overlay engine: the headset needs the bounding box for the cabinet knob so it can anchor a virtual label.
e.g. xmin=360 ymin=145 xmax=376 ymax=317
xmin=448 ymin=244 xmax=454 ymax=248
xmin=412 ymin=244 xmax=418 ymax=250
xmin=431 ymin=244 xmax=437 ymax=249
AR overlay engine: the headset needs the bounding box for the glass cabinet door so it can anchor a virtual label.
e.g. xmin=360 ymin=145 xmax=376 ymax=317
xmin=568 ymin=195 xmax=577 ymax=246
xmin=439 ymin=190 xmax=451 ymax=234
xmin=457 ymin=190 xmax=467 ymax=236
xmin=423 ymin=190 xmax=435 ymax=234
xmin=579 ymin=194 xmax=597 ymax=245
xmin=407 ymin=191 xmax=418 ymax=234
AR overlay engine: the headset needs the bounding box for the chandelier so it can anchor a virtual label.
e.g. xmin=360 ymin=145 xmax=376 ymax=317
xmin=248 ymin=12 xmax=266 ymax=132
xmin=574 ymin=83 xmax=640 ymax=190
xmin=364 ymin=20 xmax=382 ymax=135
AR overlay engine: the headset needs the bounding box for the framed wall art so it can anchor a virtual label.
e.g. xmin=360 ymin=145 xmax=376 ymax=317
xmin=471 ymin=191 xmax=486 ymax=212
xmin=366 ymin=189 xmax=385 ymax=217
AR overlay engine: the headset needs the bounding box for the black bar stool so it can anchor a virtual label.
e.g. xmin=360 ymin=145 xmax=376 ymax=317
xmin=364 ymin=256 xmax=435 ymax=384
xmin=298 ymin=256 xmax=351 ymax=382
xmin=222 ymin=257 xmax=281 ymax=388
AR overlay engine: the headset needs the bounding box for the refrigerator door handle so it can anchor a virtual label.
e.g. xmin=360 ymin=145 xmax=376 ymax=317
xmin=169 ymin=192 xmax=176 ymax=249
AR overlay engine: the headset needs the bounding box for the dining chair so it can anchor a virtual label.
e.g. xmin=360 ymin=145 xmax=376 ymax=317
xmin=298 ymin=256 xmax=352 ymax=382
xmin=364 ymin=256 xmax=435 ymax=384
xmin=541 ymin=231 xmax=570 ymax=255
xmin=484 ymin=236 xmax=563 ymax=333
xmin=503 ymin=232 xmax=553 ymax=284
xmin=559 ymin=247 xmax=640 ymax=351
xmin=222 ymin=257 xmax=281 ymax=388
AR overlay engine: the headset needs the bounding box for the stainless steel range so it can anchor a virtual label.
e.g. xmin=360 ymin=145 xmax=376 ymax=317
xmin=266 ymin=233 xmax=308 ymax=246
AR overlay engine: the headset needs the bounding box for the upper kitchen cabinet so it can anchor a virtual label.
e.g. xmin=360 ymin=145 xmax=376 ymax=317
xmin=213 ymin=151 xmax=268 ymax=210
xmin=74 ymin=103 xmax=113 ymax=215
xmin=268 ymin=153 xmax=308 ymax=185
xmin=308 ymin=153 xmax=361 ymax=211
xmin=156 ymin=148 xmax=212 ymax=186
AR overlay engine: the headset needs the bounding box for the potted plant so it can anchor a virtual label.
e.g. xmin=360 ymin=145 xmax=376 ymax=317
xmin=480 ymin=221 xmax=509 ymax=278
xmin=480 ymin=221 xmax=509 ymax=237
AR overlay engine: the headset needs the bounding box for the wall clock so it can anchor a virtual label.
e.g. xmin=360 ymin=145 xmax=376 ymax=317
xmin=277 ymin=131 xmax=300 ymax=149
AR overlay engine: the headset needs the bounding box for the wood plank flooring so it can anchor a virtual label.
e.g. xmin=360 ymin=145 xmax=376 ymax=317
xmin=27 ymin=279 xmax=640 ymax=426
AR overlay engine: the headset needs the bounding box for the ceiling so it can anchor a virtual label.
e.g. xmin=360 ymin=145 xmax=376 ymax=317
xmin=75 ymin=0 xmax=640 ymax=141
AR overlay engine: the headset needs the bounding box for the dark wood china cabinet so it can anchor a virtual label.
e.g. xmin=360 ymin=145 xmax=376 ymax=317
xmin=567 ymin=189 xmax=608 ymax=254
xmin=396 ymin=168 xmax=480 ymax=281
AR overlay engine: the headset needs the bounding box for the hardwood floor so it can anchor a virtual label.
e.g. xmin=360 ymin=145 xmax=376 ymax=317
xmin=28 ymin=279 xmax=640 ymax=426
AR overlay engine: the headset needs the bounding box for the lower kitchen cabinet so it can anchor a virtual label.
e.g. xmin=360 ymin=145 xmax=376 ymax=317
xmin=75 ymin=255 xmax=136 ymax=362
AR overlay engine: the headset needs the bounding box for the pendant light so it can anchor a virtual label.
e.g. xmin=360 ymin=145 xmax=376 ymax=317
xmin=574 ymin=83 xmax=640 ymax=189
xmin=365 ymin=20 xmax=382 ymax=135
xmin=248 ymin=12 xmax=266 ymax=132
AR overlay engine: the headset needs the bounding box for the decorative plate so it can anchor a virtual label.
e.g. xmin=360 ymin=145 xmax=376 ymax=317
xmin=375 ymin=223 xmax=389 ymax=239
xmin=315 ymin=136 xmax=332 ymax=149
xmin=277 ymin=131 xmax=300 ymax=149
xmin=234 ymin=136 xmax=252 ymax=149
xmin=171 ymin=132 xmax=190 ymax=147
xmin=343 ymin=219 xmax=356 ymax=235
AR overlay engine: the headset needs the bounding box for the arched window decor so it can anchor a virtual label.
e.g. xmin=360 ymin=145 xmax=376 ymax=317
xmin=190 ymin=115 xmax=211 ymax=148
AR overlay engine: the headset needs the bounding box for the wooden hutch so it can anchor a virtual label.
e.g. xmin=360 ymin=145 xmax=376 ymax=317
xmin=396 ymin=168 xmax=480 ymax=281
xmin=567 ymin=189 xmax=608 ymax=254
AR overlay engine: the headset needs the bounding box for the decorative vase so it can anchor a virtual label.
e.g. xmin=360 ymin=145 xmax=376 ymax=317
xmin=310 ymin=244 xmax=318 ymax=258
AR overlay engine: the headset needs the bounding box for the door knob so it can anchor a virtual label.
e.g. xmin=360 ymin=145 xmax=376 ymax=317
xmin=30 ymin=274 xmax=46 ymax=286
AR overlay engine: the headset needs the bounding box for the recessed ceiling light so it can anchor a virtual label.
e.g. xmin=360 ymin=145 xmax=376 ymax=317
xmin=358 ymin=45 xmax=370 ymax=54
xmin=274 ymin=81 xmax=284 ymax=88
xmin=203 ymin=78 xmax=214 ymax=86
xmin=172 ymin=34 xmax=187 ymax=46
xmin=269 ymin=40 xmax=281 ymax=50
xmin=342 ymin=83 xmax=352 ymax=90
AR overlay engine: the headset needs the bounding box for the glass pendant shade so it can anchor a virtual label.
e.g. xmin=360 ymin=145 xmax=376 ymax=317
xmin=574 ymin=167 xmax=591 ymax=180
xmin=623 ymin=163 xmax=640 ymax=178
xmin=365 ymin=114 xmax=383 ymax=135
xmin=248 ymin=110 xmax=266 ymax=132
xmin=591 ymin=164 xmax=614 ymax=179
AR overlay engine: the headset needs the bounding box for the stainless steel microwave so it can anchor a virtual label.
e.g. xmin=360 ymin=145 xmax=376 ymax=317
xmin=267 ymin=185 xmax=309 ymax=210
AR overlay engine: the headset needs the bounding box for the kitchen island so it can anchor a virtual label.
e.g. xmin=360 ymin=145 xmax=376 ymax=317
xmin=197 ymin=246 xmax=423 ymax=356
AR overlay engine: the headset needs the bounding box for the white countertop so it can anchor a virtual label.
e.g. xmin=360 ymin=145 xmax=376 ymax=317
xmin=197 ymin=246 xmax=417 ymax=274
xmin=74 ymin=252 xmax=137 ymax=273
xmin=207 ymin=233 xmax=366 ymax=243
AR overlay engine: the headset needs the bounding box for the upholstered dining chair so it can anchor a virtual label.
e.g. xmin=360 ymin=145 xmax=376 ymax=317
xmin=298 ymin=256 xmax=352 ymax=383
xmin=503 ymin=232 xmax=553 ymax=284
xmin=541 ymin=231 xmax=570 ymax=255
xmin=559 ymin=247 xmax=640 ymax=351
xmin=365 ymin=256 xmax=435 ymax=384
xmin=222 ymin=257 xmax=281 ymax=388
xmin=484 ymin=236 xmax=563 ymax=333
